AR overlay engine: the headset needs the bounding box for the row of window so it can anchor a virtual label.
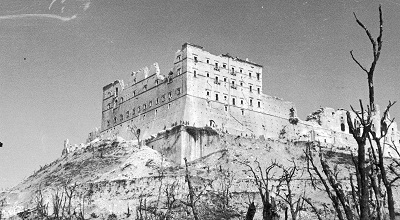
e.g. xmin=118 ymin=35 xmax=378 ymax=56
xmin=193 ymin=70 xmax=261 ymax=94
xmin=106 ymin=91 xmax=179 ymax=128
xmin=107 ymin=87 xmax=181 ymax=110
xmin=206 ymin=90 xmax=261 ymax=108
xmin=191 ymin=55 xmax=261 ymax=80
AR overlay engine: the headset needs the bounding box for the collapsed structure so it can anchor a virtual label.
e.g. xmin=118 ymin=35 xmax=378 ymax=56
xmin=86 ymin=43 xmax=399 ymax=163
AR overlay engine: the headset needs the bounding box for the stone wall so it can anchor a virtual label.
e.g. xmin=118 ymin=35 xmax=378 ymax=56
xmin=145 ymin=125 xmax=220 ymax=165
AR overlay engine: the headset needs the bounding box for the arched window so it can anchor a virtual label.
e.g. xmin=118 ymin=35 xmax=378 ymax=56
xmin=341 ymin=123 xmax=345 ymax=132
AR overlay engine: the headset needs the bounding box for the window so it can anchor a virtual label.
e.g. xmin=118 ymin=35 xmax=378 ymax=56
xmin=126 ymin=111 xmax=129 ymax=118
xmin=258 ymin=101 xmax=261 ymax=108
xmin=241 ymin=109 xmax=244 ymax=115
xmin=215 ymin=63 xmax=218 ymax=68
xmin=155 ymin=109 xmax=158 ymax=116
xmin=156 ymin=79 xmax=159 ymax=85
xmin=133 ymin=90 xmax=136 ymax=97
xmin=149 ymin=101 xmax=152 ymax=107
xmin=224 ymin=95 xmax=227 ymax=101
xmin=168 ymin=103 xmax=171 ymax=109
xmin=341 ymin=123 xmax=345 ymax=131
xmin=194 ymin=56 xmax=198 ymax=62
xmin=115 ymin=88 xmax=119 ymax=96
xmin=224 ymin=77 xmax=227 ymax=82
xmin=194 ymin=70 xmax=197 ymax=77
xmin=120 ymin=97 xmax=124 ymax=103
xmin=223 ymin=63 xmax=227 ymax=68
xmin=250 ymin=99 xmax=253 ymax=106
xmin=206 ymin=72 xmax=209 ymax=77
xmin=177 ymin=68 xmax=181 ymax=75
xmin=241 ymin=99 xmax=244 ymax=105
xmin=107 ymin=120 xmax=110 ymax=127
xmin=216 ymin=94 xmax=219 ymax=101
xmin=162 ymin=95 xmax=166 ymax=102
xmin=240 ymin=69 xmax=242 ymax=73
xmin=177 ymin=55 xmax=181 ymax=61
xmin=156 ymin=98 xmax=159 ymax=105
xmin=143 ymin=104 xmax=147 ymax=110
xmin=250 ymin=85 xmax=253 ymax=92
xmin=215 ymin=76 xmax=219 ymax=84
xmin=206 ymin=91 xmax=210 ymax=96
xmin=240 ymin=82 xmax=243 ymax=86
xmin=249 ymin=72 xmax=252 ymax=78
xmin=256 ymin=73 xmax=260 ymax=80
xmin=224 ymin=105 xmax=228 ymax=111
xmin=114 ymin=116 xmax=117 ymax=123
xmin=143 ymin=114 xmax=146 ymax=119
xmin=168 ymin=92 xmax=172 ymax=99
xmin=231 ymin=80 xmax=235 ymax=85
xmin=232 ymin=98 xmax=236 ymax=106
xmin=176 ymin=88 xmax=181 ymax=95
xmin=232 ymin=67 xmax=235 ymax=73
xmin=138 ymin=106 xmax=141 ymax=113
xmin=257 ymin=88 xmax=260 ymax=94
xmin=207 ymin=59 xmax=209 ymax=64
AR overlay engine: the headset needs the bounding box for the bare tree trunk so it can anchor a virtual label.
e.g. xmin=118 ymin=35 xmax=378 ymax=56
xmin=184 ymin=158 xmax=199 ymax=220
xmin=245 ymin=202 xmax=256 ymax=220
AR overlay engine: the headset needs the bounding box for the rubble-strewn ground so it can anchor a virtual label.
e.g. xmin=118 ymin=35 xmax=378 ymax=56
xmin=1 ymin=129 xmax=399 ymax=219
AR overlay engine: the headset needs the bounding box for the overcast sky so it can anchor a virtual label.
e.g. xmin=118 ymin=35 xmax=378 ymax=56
xmin=1 ymin=0 xmax=400 ymax=189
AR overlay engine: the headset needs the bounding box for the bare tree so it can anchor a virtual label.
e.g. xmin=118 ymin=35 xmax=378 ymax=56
xmin=304 ymin=5 xmax=400 ymax=220
xmin=349 ymin=5 xmax=399 ymax=220
xmin=128 ymin=123 xmax=141 ymax=147
xmin=276 ymin=160 xmax=304 ymax=220
xmin=183 ymin=157 xmax=200 ymax=220
xmin=241 ymin=159 xmax=280 ymax=220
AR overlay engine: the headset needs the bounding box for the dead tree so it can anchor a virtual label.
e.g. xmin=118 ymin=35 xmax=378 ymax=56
xmin=305 ymin=144 xmax=354 ymax=220
xmin=128 ymin=123 xmax=141 ymax=147
xmin=64 ymin=181 xmax=78 ymax=217
xmin=51 ymin=189 xmax=65 ymax=218
xmin=303 ymin=5 xmax=399 ymax=220
xmin=34 ymin=187 xmax=49 ymax=218
xmin=241 ymin=160 xmax=280 ymax=220
xmin=349 ymin=5 xmax=398 ymax=220
xmin=183 ymin=157 xmax=200 ymax=220
xmin=245 ymin=194 xmax=257 ymax=220
xmin=276 ymin=160 xmax=304 ymax=220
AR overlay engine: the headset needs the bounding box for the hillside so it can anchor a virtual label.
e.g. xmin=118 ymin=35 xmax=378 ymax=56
xmin=1 ymin=128 xmax=399 ymax=219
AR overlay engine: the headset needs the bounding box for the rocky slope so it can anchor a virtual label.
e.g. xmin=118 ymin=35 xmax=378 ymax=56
xmin=1 ymin=128 xmax=399 ymax=219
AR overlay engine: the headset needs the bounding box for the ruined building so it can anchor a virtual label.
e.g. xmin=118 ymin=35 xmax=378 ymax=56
xmin=94 ymin=43 xmax=399 ymax=163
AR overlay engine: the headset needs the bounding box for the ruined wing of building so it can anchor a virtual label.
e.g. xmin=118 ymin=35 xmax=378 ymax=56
xmin=84 ymin=43 xmax=399 ymax=163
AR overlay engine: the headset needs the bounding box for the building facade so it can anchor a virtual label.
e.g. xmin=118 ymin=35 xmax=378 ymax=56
xmin=98 ymin=43 xmax=399 ymax=161
xmin=101 ymin=43 xmax=297 ymax=141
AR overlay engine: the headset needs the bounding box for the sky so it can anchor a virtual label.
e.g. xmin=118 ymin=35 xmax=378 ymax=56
xmin=1 ymin=0 xmax=400 ymax=189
